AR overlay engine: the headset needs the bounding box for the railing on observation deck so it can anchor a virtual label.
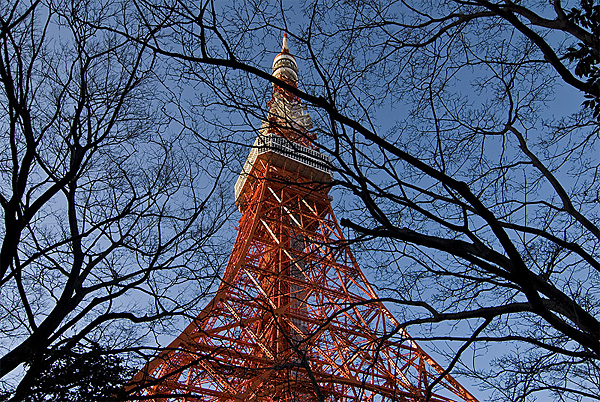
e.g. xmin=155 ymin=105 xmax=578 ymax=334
xmin=234 ymin=132 xmax=333 ymax=207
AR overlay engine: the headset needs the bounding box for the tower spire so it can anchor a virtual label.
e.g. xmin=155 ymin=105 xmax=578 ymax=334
xmin=272 ymin=31 xmax=298 ymax=87
xmin=264 ymin=31 xmax=317 ymax=153
xmin=282 ymin=31 xmax=289 ymax=53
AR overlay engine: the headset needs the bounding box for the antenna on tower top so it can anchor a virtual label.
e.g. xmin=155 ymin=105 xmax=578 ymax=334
xmin=282 ymin=31 xmax=289 ymax=53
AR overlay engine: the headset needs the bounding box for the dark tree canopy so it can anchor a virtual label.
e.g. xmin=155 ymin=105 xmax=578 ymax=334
xmin=1 ymin=0 xmax=599 ymax=401
xmin=565 ymin=0 xmax=600 ymax=117
xmin=1 ymin=342 xmax=132 ymax=402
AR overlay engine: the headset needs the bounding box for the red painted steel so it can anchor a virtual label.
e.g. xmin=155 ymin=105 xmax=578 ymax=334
xmin=128 ymin=35 xmax=479 ymax=402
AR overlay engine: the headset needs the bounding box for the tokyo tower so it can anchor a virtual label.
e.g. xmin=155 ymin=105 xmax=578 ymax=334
xmin=128 ymin=34 xmax=479 ymax=402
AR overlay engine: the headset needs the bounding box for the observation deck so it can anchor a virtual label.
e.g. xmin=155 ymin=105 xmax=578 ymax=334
xmin=234 ymin=132 xmax=333 ymax=210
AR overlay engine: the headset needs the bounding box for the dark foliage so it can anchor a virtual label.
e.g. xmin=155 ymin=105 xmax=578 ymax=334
xmin=566 ymin=0 xmax=600 ymax=118
xmin=0 ymin=343 xmax=132 ymax=402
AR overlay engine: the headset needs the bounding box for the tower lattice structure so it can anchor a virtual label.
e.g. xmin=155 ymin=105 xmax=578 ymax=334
xmin=129 ymin=34 xmax=479 ymax=402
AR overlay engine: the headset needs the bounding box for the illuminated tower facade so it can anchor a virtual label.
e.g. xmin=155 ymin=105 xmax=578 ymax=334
xmin=130 ymin=34 xmax=479 ymax=402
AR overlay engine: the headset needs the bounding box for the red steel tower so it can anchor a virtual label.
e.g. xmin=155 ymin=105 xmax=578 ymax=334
xmin=129 ymin=34 xmax=479 ymax=402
